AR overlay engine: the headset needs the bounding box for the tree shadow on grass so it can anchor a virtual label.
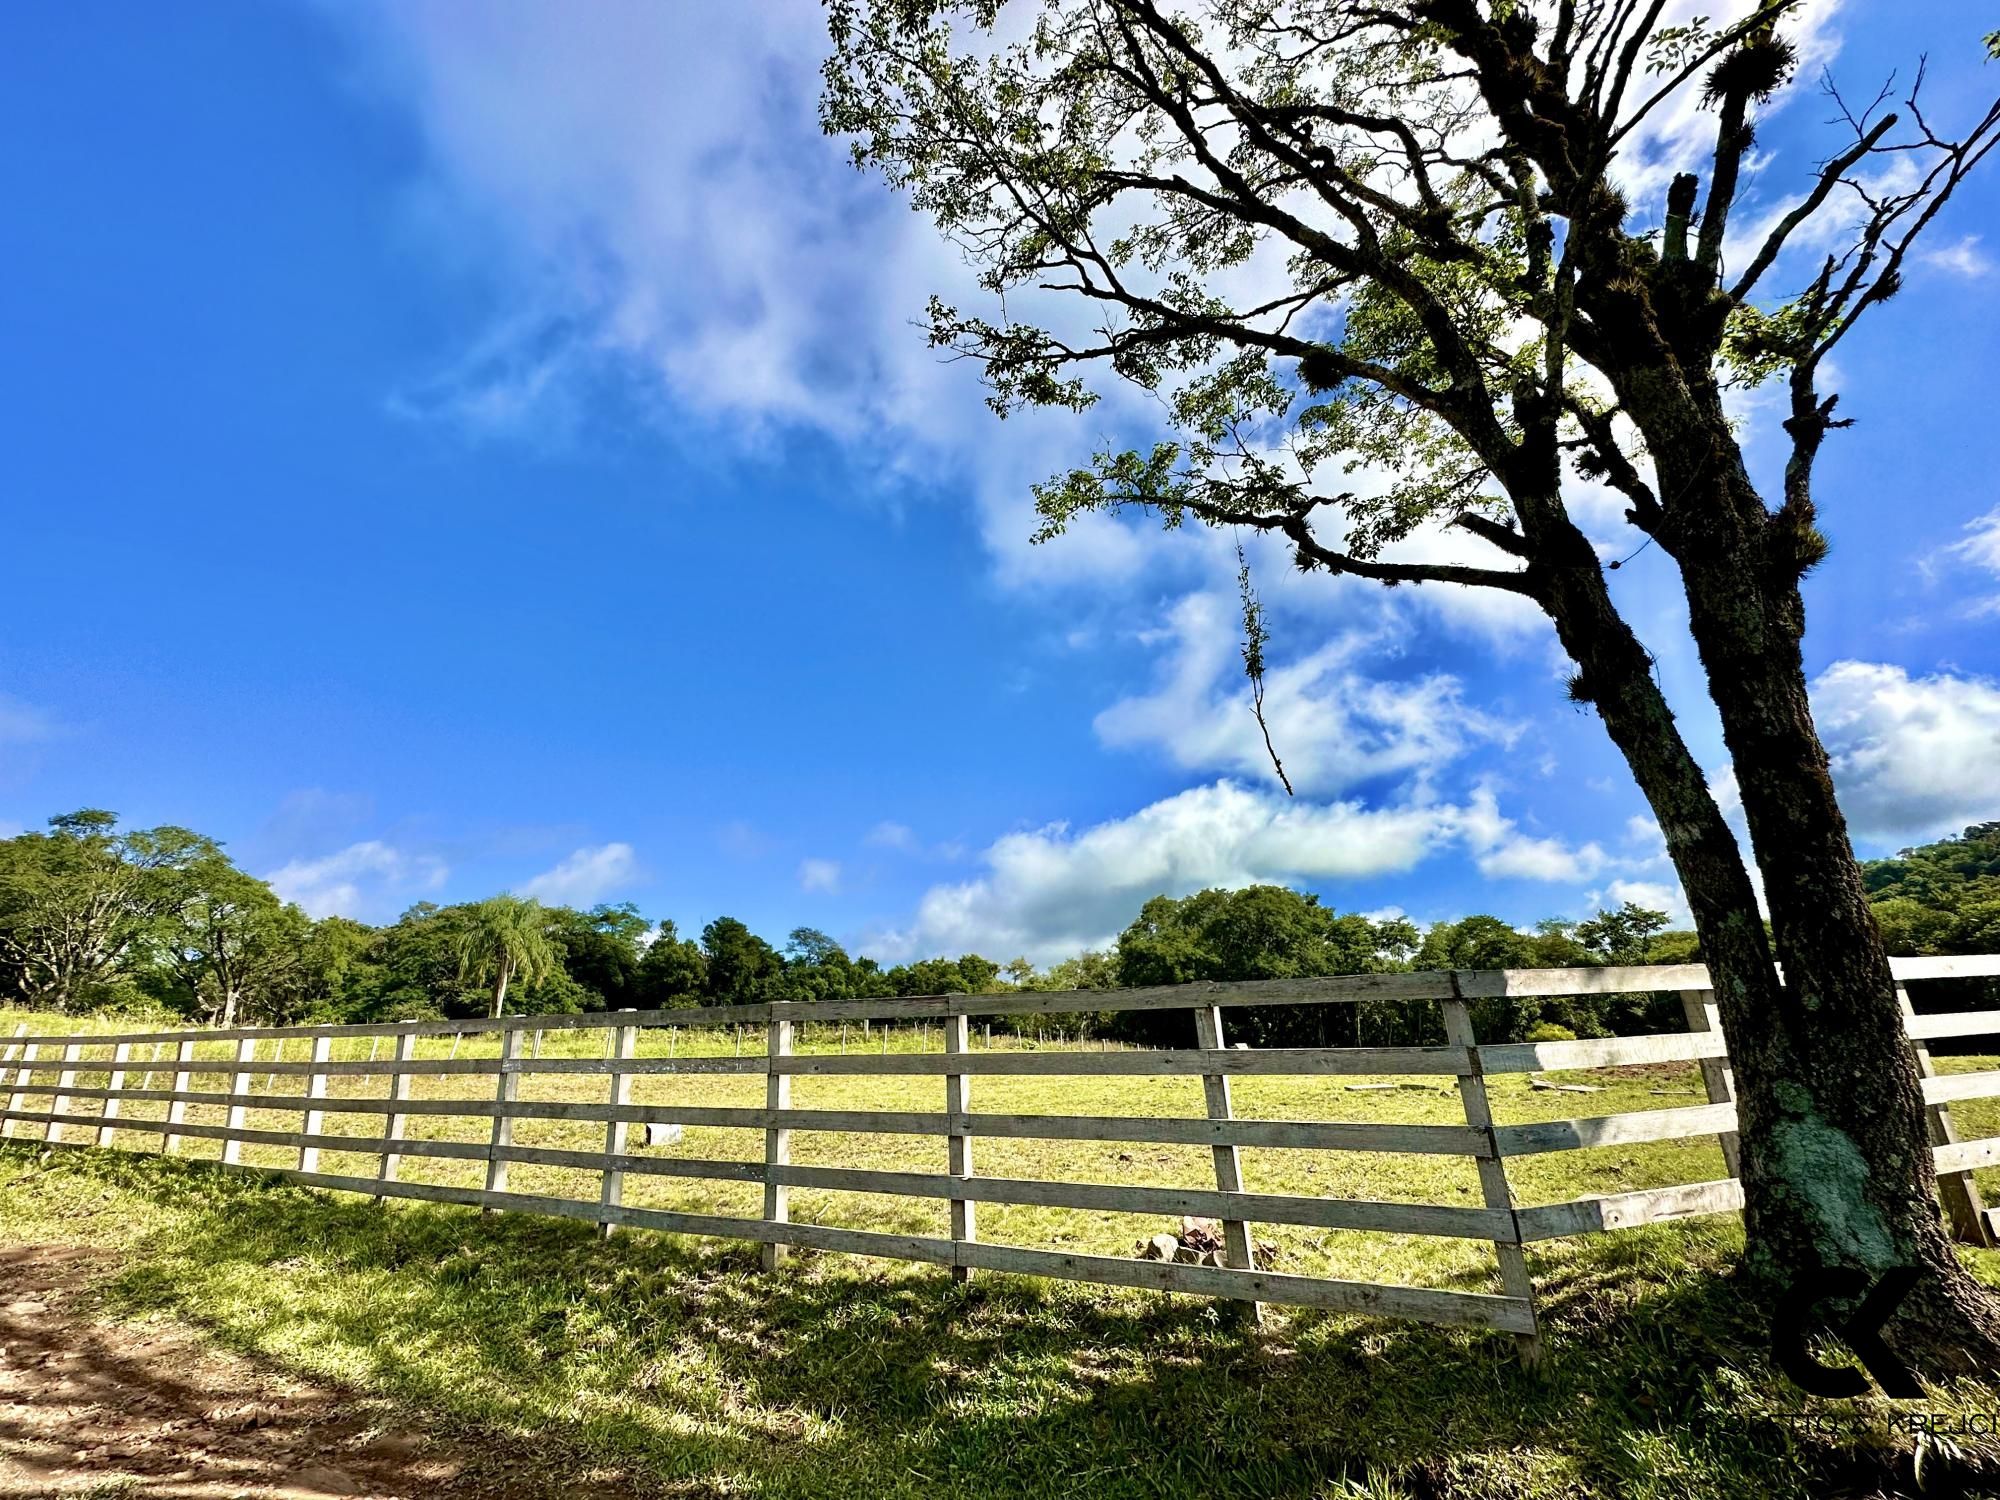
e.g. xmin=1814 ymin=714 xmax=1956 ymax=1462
xmin=11 ymin=1146 xmax=1999 ymax=1500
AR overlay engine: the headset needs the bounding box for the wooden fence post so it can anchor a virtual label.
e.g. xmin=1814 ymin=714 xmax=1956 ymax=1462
xmin=96 ymin=1042 xmax=131 ymax=1148
xmin=599 ymin=1011 xmax=638 ymax=1238
xmin=1192 ymin=1004 xmax=1261 ymax=1324
xmin=945 ymin=1007 xmax=976 ymax=1282
xmin=761 ymin=1015 xmax=793 ymax=1271
xmin=1901 ymin=984 xmax=1993 ymax=1246
xmin=484 ymin=1026 xmax=522 ymax=1209
xmin=1677 ymin=989 xmax=1741 ymax=1179
xmin=1441 ymin=990 xmax=1541 ymax=1365
xmin=1 ymin=1030 xmax=33 ymax=1141
xmin=299 ymin=1034 xmax=333 ymax=1173
xmin=377 ymin=1030 xmax=416 ymax=1198
xmin=222 ymin=1038 xmax=257 ymax=1165
xmin=48 ymin=1042 xmax=83 ymax=1145
xmin=163 ymin=1039 xmax=196 ymax=1154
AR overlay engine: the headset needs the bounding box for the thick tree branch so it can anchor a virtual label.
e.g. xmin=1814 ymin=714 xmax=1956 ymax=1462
xmin=1449 ymin=510 xmax=1532 ymax=557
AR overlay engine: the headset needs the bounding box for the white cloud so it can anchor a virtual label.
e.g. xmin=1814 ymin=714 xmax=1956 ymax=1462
xmin=1593 ymin=879 xmax=1693 ymax=928
xmin=339 ymin=2 xmax=932 ymax=442
xmin=798 ymin=858 xmax=842 ymax=894
xmin=864 ymin=821 xmax=918 ymax=852
xmin=1095 ymin=592 xmax=1519 ymax=794
xmin=1920 ymin=235 xmax=1994 ymax=278
xmin=867 ymin=776 xmax=1628 ymax=965
xmin=1929 ymin=508 xmax=2000 ymax=615
xmin=1810 ymin=660 xmax=2000 ymax=845
xmin=868 ymin=780 xmax=1460 ymax=964
xmin=1455 ymin=784 xmax=1610 ymax=883
xmin=1475 ymin=833 xmax=1607 ymax=883
xmin=519 ymin=842 xmax=639 ymax=906
xmin=266 ymin=841 xmax=449 ymax=920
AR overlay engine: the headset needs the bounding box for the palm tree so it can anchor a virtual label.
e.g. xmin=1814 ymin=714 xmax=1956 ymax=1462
xmin=455 ymin=895 xmax=558 ymax=1018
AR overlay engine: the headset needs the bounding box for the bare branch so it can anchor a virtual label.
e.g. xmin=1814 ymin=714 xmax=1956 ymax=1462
xmin=1729 ymin=113 xmax=1898 ymax=302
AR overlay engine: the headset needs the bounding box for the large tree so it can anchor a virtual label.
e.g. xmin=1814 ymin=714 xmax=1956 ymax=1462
xmin=143 ymin=831 xmax=309 ymax=1028
xmin=0 ymin=811 xmax=176 ymax=1011
xmin=825 ymin=1 xmax=2000 ymax=1367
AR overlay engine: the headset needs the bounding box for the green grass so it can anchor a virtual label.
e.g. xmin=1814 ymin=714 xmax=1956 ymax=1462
xmin=7 ymin=1008 xmax=2000 ymax=1497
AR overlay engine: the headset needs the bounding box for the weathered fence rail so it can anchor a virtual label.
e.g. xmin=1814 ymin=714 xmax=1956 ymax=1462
xmin=5 ymin=954 xmax=1999 ymax=1359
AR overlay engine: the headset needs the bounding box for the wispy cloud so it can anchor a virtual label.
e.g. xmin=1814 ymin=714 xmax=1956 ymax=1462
xmin=797 ymin=858 xmax=842 ymax=894
xmin=1919 ymin=235 xmax=1995 ymax=278
xmin=266 ymin=841 xmax=449 ymax=920
xmin=1095 ymin=592 xmax=1519 ymax=796
xmin=864 ymin=821 xmax=918 ymax=852
xmin=519 ymin=842 xmax=639 ymax=906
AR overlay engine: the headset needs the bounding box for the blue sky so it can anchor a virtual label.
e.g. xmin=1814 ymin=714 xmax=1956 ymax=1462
xmin=2 ymin=1 xmax=1997 ymax=964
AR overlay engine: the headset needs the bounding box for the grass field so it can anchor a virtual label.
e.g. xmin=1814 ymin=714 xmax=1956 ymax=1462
xmin=6 ymin=1006 xmax=2000 ymax=1497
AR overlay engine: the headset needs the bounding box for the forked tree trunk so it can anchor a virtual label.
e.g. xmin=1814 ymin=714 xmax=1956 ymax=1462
xmin=1534 ymin=432 xmax=2000 ymax=1372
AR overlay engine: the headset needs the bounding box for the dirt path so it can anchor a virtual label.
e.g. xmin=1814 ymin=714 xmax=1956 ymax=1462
xmin=0 ymin=1245 xmax=654 ymax=1499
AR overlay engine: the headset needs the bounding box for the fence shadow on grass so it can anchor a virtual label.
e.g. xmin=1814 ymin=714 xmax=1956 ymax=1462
xmin=7 ymin=1145 xmax=1981 ymax=1500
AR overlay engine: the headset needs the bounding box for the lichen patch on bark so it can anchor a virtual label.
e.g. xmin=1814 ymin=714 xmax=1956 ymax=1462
xmin=1770 ymin=1095 xmax=1897 ymax=1269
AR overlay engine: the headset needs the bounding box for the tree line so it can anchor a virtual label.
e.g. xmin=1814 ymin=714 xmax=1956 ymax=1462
xmin=1 ymin=809 xmax=1993 ymax=1043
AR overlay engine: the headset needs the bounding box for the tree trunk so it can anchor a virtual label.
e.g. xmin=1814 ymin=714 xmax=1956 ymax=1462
xmin=219 ymin=987 xmax=238 ymax=1029
xmin=490 ymin=959 xmax=512 ymax=1020
xmin=1668 ymin=473 xmax=2000 ymax=1372
xmin=1536 ymin=333 xmax=2000 ymax=1371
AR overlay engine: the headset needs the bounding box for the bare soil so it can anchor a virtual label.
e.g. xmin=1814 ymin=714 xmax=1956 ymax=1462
xmin=0 ymin=1245 xmax=655 ymax=1499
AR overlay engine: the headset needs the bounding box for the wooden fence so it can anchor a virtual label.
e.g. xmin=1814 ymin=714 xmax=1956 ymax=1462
xmin=4 ymin=954 xmax=1998 ymax=1361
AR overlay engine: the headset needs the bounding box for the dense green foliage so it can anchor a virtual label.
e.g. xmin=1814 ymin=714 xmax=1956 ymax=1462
xmin=1864 ymin=822 xmax=2000 ymax=958
xmin=1 ymin=808 xmax=1992 ymax=1038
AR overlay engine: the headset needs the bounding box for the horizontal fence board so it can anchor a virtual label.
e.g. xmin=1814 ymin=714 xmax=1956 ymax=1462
xmin=1935 ymin=1137 xmax=2000 ymax=1174
xmin=1456 ymin=964 xmax=1712 ymax=999
xmin=924 ymin=971 xmax=1464 ymax=1017
xmin=152 ymin=1056 xmax=775 ymax=1080
xmin=1480 ymin=1032 xmax=1730 ymax=1074
xmin=1922 ymin=1070 xmax=2000 ymax=1106
xmin=1893 ymin=956 xmax=2000 ymax=982
xmin=763 ymin=1164 xmax=1513 ymax=1240
xmin=952 ymin=1243 xmax=1536 ymax=1332
xmin=778 ymin=1047 xmax=1468 ymax=1078
xmin=1905 ymin=1011 xmax=2000 ymax=1042
xmin=951 ymin=1113 xmax=1488 ymax=1155
xmin=2 ymin=1096 xmax=1487 ymax=1161
xmin=1492 ymin=1103 xmax=1740 ymax=1158
xmin=1515 ymin=1180 xmax=1744 ymax=1242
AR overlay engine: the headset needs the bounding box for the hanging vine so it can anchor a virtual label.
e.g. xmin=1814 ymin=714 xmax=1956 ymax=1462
xmin=1236 ymin=539 xmax=1292 ymax=797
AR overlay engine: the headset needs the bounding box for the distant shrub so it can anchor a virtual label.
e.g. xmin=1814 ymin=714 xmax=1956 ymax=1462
xmin=1525 ymin=1021 xmax=1578 ymax=1043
